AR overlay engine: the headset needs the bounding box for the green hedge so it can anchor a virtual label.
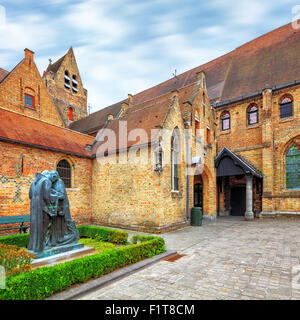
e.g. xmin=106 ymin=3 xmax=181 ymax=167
xmin=0 ymin=237 xmax=166 ymax=300
xmin=131 ymin=235 xmax=159 ymax=244
xmin=77 ymin=225 xmax=129 ymax=244
xmin=0 ymin=233 xmax=29 ymax=248
xmin=0 ymin=225 xmax=129 ymax=247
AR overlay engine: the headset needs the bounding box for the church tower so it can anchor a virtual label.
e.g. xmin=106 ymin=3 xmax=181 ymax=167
xmin=43 ymin=47 xmax=88 ymax=127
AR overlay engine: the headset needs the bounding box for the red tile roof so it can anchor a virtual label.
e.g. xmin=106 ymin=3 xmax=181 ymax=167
xmin=0 ymin=108 xmax=94 ymax=157
xmin=92 ymin=85 xmax=195 ymax=154
xmin=71 ymin=21 xmax=300 ymax=135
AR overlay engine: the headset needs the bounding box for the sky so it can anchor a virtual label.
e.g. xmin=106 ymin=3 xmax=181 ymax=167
xmin=0 ymin=0 xmax=298 ymax=113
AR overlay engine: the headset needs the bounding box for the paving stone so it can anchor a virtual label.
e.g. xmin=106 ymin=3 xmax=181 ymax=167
xmin=77 ymin=218 xmax=300 ymax=300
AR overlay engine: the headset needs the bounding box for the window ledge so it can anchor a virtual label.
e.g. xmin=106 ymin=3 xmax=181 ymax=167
xmin=24 ymin=105 xmax=36 ymax=110
xmin=171 ymin=190 xmax=182 ymax=198
xmin=246 ymin=123 xmax=260 ymax=129
xmin=66 ymin=188 xmax=79 ymax=191
xmin=279 ymin=117 xmax=294 ymax=123
xmin=220 ymin=129 xmax=231 ymax=135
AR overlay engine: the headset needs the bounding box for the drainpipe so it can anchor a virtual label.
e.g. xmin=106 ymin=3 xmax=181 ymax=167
xmin=184 ymin=125 xmax=190 ymax=220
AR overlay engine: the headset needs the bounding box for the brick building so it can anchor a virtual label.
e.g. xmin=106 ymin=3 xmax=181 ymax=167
xmin=0 ymin=21 xmax=299 ymax=233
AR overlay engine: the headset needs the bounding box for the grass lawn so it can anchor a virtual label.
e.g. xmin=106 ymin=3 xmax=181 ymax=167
xmin=78 ymin=238 xmax=118 ymax=254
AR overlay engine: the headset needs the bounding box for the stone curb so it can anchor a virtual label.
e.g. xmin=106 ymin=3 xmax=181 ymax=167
xmin=46 ymin=250 xmax=177 ymax=300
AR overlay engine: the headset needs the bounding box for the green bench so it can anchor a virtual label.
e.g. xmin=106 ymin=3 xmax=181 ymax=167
xmin=0 ymin=215 xmax=30 ymax=234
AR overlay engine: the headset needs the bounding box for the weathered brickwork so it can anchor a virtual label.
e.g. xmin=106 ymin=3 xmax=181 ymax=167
xmin=91 ymin=95 xmax=190 ymax=232
xmin=43 ymin=47 xmax=87 ymax=126
xmin=215 ymin=84 xmax=300 ymax=216
xmin=0 ymin=141 xmax=92 ymax=231
xmin=91 ymin=74 xmax=218 ymax=231
xmin=0 ymin=50 xmax=64 ymax=127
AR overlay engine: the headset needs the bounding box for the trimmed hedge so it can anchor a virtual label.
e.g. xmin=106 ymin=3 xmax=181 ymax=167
xmin=0 ymin=233 xmax=29 ymax=248
xmin=0 ymin=225 xmax=129 ymax=247
xmin=77 ymin=225 xmax=129 ymax=244
xmin=131 ymin=235 xmax=158 ymax=244
xmin=0 ymin=236 xmax=166 ymax=300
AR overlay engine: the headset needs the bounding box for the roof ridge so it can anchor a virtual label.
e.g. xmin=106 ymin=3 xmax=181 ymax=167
xmin=236 ymin=20 xmax=299 ymax=51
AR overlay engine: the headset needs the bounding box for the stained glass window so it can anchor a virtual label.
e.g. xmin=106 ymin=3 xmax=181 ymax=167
xmin=286 ymin=145 xmax=300 ymax=189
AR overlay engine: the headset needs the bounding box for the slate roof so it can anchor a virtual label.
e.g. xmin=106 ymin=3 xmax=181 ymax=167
xmin=70 ymin=20 xmax=300 ymax=136
xmin=0 ymin=107 xmax=94 ymax=158
xmin=215 ymin=147 xmax=263 ymax=178
xmin=46 ymin=54 xmax=67 ymax=74
xmin=69 ymin=100 xmax=126 ymax=135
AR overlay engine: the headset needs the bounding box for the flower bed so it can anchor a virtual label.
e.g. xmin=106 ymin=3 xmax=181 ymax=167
xmin=0 ymin=226 xmax=166 ymax=300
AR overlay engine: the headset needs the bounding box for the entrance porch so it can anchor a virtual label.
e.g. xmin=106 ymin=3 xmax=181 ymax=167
xmin=215 ymin=148 xmax=263 ymax=219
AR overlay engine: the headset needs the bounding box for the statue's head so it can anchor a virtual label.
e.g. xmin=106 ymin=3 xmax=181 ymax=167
xmin=51 ymin=171 xmax=60 ymax=182
xmin=41 ymin=170 xmax=51 ymax=179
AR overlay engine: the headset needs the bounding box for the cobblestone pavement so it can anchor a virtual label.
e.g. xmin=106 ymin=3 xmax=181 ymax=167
xmin=78 ymin=217 xmax=300 ymax=300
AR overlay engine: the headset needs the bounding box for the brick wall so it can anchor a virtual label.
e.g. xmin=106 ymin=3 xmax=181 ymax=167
xmin=215 ymin=84 xmax=300 ymax=215
xmin=0 ymin=49 xmax=63 ymax=127
xmin=0 ymin=141 xmax=92 ymax=231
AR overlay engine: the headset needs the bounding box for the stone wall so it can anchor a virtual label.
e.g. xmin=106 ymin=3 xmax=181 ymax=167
xmin=43 ymin=48 xmax=87 ymax=125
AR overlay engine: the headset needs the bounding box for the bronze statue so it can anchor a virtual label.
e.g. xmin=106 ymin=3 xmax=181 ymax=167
xmin=28 ymin=170 xmax=79 ymax=255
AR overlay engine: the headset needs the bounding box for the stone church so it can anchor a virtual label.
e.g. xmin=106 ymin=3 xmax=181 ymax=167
xmin=0 ymin=21 xmax=299 ymax=233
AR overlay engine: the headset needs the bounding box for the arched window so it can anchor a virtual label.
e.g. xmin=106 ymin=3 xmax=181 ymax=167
xmin=171 ymin=129 xmax=180 ymax=191
xmin=286 ymin=145 xmax=300 ymax=189
xmin=57 ymin=159 xmax=71 ymax=188
xmin=24 ymin=93 xmax=35 ymax=109
xmin=221 ymin=112 xmax=230 ymax=130
xmin=64 ymin=71 xmax=70 ymax=89
xmin=280 ymin=95 xmax=293 ymax=119
xmin=247 ymin=104 xmax=258 ymax=125
xmin=68 ymin=107 xmax=73 ymax=121
xmin=24 ymin=87 xmax=35 ymax=109
xmin=72 ymin=75 xmax=78 ymax=93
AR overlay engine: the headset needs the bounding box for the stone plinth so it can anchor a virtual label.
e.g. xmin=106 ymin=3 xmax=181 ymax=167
xmin=30 ymin=242 xmax=84 ymax=259
xmin=31 ymin=245 xmax=95 ymax=268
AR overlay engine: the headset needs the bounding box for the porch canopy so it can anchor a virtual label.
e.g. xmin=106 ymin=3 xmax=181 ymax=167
xmin=215 ymin=147 xmax=262 ymax=220
xmin=215 ymin=147 xmax=262 ymax=178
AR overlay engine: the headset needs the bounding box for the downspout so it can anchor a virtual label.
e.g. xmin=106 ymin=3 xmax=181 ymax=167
xmin=184 ymin=126 xmax=190 ymax=220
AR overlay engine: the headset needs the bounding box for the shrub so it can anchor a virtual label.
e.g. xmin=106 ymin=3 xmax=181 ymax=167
xmin=77 ymin=225 xmax=128 ymax=244
xmin=0 ymin=243 xmax=35 ymax=276
xmin=0 ymin=233 xmax=29 ymax=248
xmin=0 ymin=225 xmax=129 ymax=248
xmin=0 ymin=236 xmax=166 ymax=300
xmin=131 ymin=235 xmax=159 ymax=244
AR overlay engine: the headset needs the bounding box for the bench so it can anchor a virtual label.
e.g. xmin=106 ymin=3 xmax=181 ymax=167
xmin=0 ymin=215 xmax=30 ymax=234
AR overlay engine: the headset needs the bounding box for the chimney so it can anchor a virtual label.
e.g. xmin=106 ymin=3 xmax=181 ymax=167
xmin=24 ymin=48 xmax=34 ymax=65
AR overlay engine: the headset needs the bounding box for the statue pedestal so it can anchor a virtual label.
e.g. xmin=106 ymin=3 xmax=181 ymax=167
xmin=30 ymin=245 xmax=95 ymax=268
xmin=29 ymin=242 xmax=84 ymax=259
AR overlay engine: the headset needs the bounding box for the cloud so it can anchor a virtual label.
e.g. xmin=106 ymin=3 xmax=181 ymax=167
xmin=0 ymin=0 xmax=296 ymax=114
